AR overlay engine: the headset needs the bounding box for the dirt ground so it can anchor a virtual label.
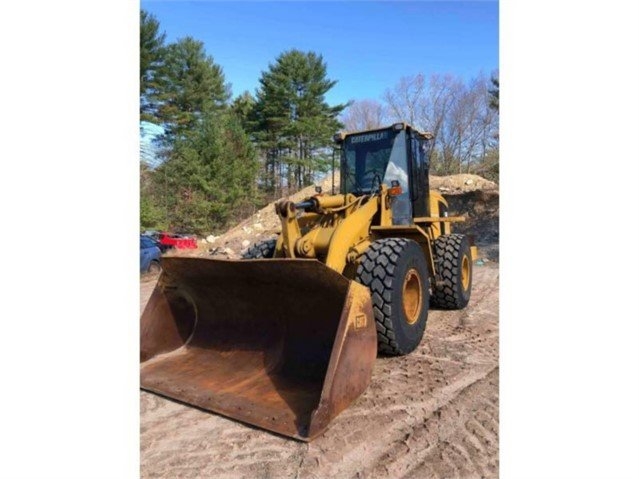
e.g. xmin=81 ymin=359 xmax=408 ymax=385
xmin=140 ymin=258 xmax=498 ymax=478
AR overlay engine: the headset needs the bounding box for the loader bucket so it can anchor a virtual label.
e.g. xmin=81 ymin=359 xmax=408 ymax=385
xmin=140 ymin=257 xmax=377 ymax=441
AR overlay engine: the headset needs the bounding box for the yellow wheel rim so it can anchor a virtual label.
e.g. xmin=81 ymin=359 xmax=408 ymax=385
xmin=461 ymin=255 xmax=470 ymax=290
xmin=402 ymin=268 xmax=422 ymax=325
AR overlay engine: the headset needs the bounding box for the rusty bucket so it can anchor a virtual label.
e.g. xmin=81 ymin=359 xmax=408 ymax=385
xmin=140 ymin=257 xmax=377 ymax=441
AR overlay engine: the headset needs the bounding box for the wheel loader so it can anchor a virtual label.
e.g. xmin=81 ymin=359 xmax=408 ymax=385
xmin=140 ymin=123 xmax=476 ymax=441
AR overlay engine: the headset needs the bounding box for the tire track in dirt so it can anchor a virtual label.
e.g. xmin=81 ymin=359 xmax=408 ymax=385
xmin=140 ymin=263 xmax=498 ymax=478
xmin=347 ymin=367 xmax=498 ymax=479
xmin=399 ymin=369 xmax=500 ymax=479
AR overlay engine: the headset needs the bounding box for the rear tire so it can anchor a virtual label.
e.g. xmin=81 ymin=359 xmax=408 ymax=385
xmin=355 ymin=238 xmax=429 ymax=356
xmin=242 ymin=238 xmax=276 ymax=259
xmin=431 ymin=234 xmax=472 ymax=309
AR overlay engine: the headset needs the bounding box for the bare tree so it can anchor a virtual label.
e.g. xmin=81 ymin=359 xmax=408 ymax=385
xmin=420 ymin=74 xmax=463 ymax=173
xmin=454 ymin=74 xmax=498 ymax=174
xmin=383 ymin=74 xmax=427 ymax=128
xmin=384 ymin=73 xmax=459 ymax=172
xmin=383 ymin=72 xmax=498 ymax=177
xmin=340 ymin=99 xmax=387 ymax=131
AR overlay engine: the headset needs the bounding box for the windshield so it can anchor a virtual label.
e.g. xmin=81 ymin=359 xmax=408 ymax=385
xmin=340 ymin=128 xmax=408 ymax=195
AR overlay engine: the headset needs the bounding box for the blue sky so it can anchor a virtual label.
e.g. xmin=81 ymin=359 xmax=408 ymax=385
xmin=141 ymin=1 xmax=499 ymax=106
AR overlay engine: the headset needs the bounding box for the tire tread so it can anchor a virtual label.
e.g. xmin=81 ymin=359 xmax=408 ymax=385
xmin=431 ymin=234 xmax=471 ymax=309
xmin=242 ymin=239 xmax=277 ymax=259
xmin=356 ymin=238 xmax=425 ymax=355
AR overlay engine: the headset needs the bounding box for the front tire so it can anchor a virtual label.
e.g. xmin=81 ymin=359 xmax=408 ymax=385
xmin=242 ymin=238 xmax=276 ymax=259
xmin=431 ymin=234 xmax=472 ymax=309
xmin=355 ymin=238 xmax=430 ymax=356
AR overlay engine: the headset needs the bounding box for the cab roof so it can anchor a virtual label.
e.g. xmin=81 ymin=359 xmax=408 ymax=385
xmin=334 ymin=123 xmax=434 ymax=142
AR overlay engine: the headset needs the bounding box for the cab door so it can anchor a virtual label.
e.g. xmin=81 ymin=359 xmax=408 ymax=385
xmin=409 ymin=133 xmax=429 ymax=218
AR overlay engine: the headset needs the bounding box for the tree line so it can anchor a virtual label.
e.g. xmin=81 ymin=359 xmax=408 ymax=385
xmin=140 ymin=10 xmax=499 ymax=235
xmin=342 ymin=74 xmax=499 ymax=181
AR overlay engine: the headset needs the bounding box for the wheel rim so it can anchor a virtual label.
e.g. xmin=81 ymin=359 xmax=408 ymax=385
xmin=402 ymin=268 xmax=422 ymax=325
xmin=461 ymin=255 xmax=470 ymax=290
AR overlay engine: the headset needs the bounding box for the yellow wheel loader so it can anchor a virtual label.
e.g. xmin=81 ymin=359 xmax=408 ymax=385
xmin=140 ymin=123 xmax=476 ymax=441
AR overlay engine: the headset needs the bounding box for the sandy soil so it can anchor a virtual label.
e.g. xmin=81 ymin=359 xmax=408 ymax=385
xmin=140 ymin=258 xmax=498 ymax=478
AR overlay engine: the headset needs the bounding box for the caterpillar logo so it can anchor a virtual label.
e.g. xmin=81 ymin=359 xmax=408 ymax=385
xmin=349 ymin=131 xmax=389 ymax=144
xmin=355 ymin=314 xmax=367 ymax=329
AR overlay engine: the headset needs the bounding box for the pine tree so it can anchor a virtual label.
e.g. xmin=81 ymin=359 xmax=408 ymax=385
xmin=154 ymin=37 xmax=231 ymax=142
xmin=154 ymin=111 xmax=259 ymax=233
xmin=489 ymin=76 xmax=499 ymax=112
xmin=252 ymin=50 xmax=345 ymax=196
xmin=140 ymin=10 xmax=166 ymax=122
xmin=231 ymin=91 xmax=256 ymax=132
xmin=140 ymin=161 xmax=167 ymax=229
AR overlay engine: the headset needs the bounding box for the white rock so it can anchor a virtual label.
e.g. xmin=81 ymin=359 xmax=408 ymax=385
xmin=224 ymin=247 xmax=235 ymax=255
xmin=206 ymin=235 xmax=218 ymax=243
xmin=253 ymin=223 xmax=264 ymax=231
xmin=241 ymin=240 xmax=250 ymax=248
xmin=465 ymin=179 xmax=474 ymax=185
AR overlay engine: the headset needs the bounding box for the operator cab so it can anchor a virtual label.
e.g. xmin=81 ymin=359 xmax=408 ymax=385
xmin=334 ymin=123 xmax=433 ymax=225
